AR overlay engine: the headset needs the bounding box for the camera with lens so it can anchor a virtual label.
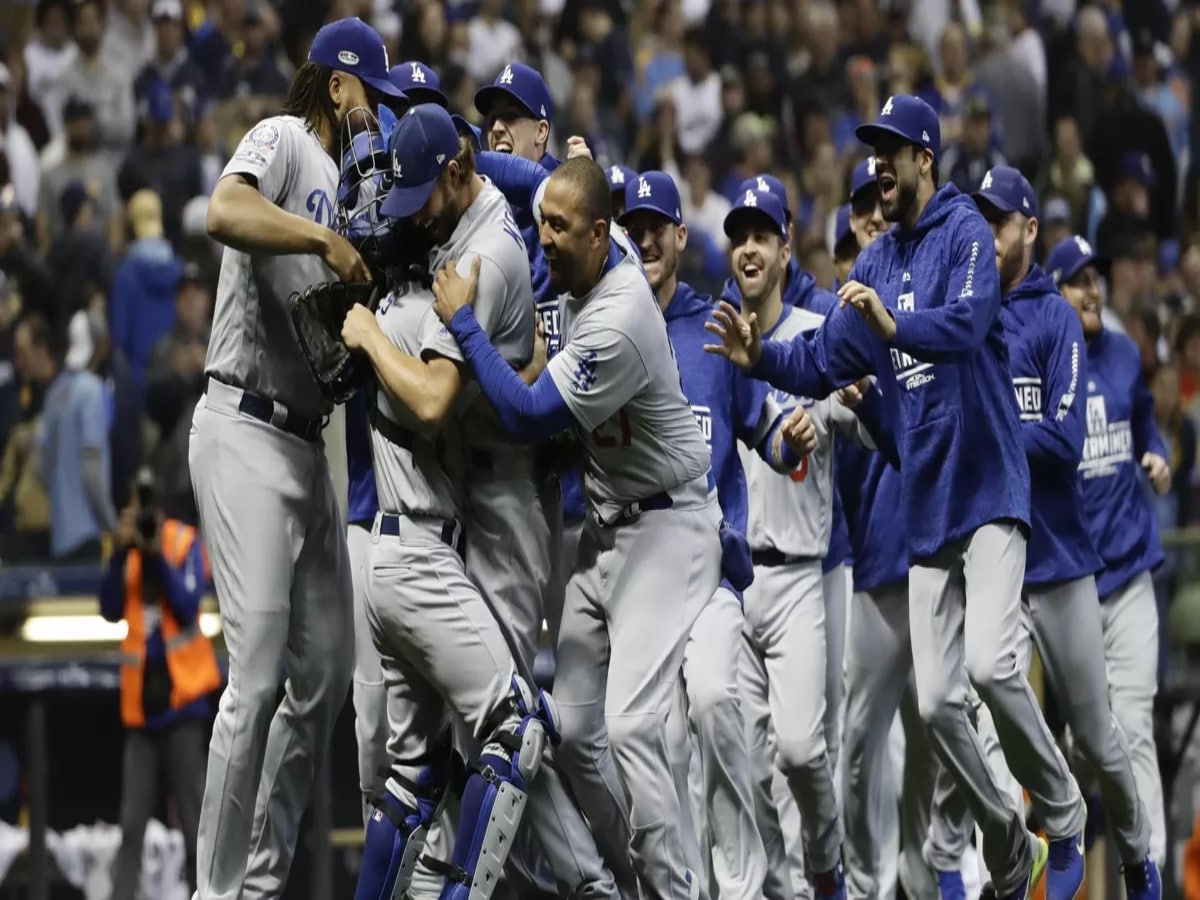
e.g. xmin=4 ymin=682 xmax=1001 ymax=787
xmin=134 ymin=467 xmax=159 ymax=543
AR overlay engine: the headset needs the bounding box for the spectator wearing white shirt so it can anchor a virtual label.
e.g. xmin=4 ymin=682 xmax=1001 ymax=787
xmin=102 ymin=0 xmax=156 ymax=84
xmin=668 ymin=27 xmax=722 ymax=157
xmin=680 ymin=154 xmax=730 ymax=251
xmin=24 ymin=0 xmax=79 ymax=140
xmin=0 ymin=65 xmax=41 ymax=219
xmin=466 ymin=0 xmax=525 ymax=84
xmin=59 ymin=0 xmax=137 ymax=156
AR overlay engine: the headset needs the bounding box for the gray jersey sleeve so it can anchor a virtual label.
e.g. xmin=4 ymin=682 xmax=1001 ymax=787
xmin=221 ymin=119 xmax=297 ymax=204
xmin=829 ymin=394 xmax=877 ymax=449
xmin=419 ymin=256 xmax=521 ymax=363
xmin=547 ymin=316 xmax=649 ymax=433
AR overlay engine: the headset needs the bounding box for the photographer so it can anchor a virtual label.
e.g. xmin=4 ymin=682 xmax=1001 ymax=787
xmin=99 ymin=467 xmax=221 ymax=899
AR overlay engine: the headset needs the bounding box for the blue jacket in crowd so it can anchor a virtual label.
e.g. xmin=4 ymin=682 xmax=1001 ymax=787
xmin=110 ymin=237 xmax=183 ymax=395
xmin=752 ymin=184 xmax=1029 ymax=561
xmin=1001 ymin=265 xmax=1102 ymax=587
xmin=1078 ymin=328 xmax=1166 ymax=598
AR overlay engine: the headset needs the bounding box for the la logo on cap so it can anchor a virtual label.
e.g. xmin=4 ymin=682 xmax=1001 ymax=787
xmin=392 ymin=148 xmax=402 ymax=180
xmin=881 ymin=96 xmax=894 ymax=116
xmin=411 ymin=63 xmax=425 ymax=83
xmin=981 ymin=171 xmax=993 ymax=190
xmin=756 ymin=176 xmax=770 ymax=192
xmin=338 ymin=50 xmax=359 ymax=66
xmin=611 ymin=166 xmax=625 ymax=184
xmin=637 ymin=177 xmax=652 ymax=199
xmin=498 ymin=65 xmax=514 ymax=85
xmin=1075 ymin=236 xmax=1093 ymax=255
xmin=743 ymin=190 xmax=757 ymax=207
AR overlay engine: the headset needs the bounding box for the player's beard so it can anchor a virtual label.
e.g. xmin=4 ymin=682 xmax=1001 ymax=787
xmin=737 ymin=260 xmax=781 ymax=306
xmin=997 ymin=242 xmax=1027 ymax=293
xmin=642 ymin=243 xmax=676 ymax=294
xmin=882 ymin=174 xmax=917 ymax=223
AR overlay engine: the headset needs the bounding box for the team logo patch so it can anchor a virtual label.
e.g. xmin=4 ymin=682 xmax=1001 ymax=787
xmin=233 ymin=148 xmax=269 ymax=167
xmin=570 ymin=349 xmax=598 ymax=393
xmin=247 ymin=122 xmax=280 ymax=150
xmin=338 ymin=50 xmax=359 ymax=66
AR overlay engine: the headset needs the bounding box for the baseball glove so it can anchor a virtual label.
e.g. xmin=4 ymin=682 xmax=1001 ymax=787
xmin=289 ymin=280 xmax=381 ymax=405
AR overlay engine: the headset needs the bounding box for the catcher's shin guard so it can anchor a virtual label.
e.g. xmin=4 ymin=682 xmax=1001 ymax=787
xmin=355 ymin=758 xmax=450 ymax=900
xmin=434 ymin=676 xmax=561 ymax=900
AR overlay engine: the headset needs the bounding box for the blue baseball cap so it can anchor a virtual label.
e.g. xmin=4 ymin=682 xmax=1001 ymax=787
xmin=850 ymin=156 xmax=878 ymax=201
xmin=834 ymin=204 xmax=854 ymax=254
xmin=618 ymin=170 xmax=682 ymax=226
xmin=723 ymin=188 xmax=788 ymax=241
xmin=381 ymin=105 xmax=462 ymax=219
xmin=856 ymin=94 xmax=941 ymax=160
xmin=308 ymin=17 xmax=406 ymax=100
xmin=738 ymin=174 xmax=791 ymax=222
xmin=389 ymin=61 xmax=447 ymax=107
xmin=453 ymin=115 xmax=481 ymax=150
xmin=607 ymin=164 xmax=637 ymax=195
xmin=1118 ymin=150 xmax=1157 ymax=189
xmin=1046 ymin=234 xmax=1102 ymax=285
xmin=474 ymin=63 xmax=553 ymax=125
xmin=973 ymin=165 xmax=1038 ymax=218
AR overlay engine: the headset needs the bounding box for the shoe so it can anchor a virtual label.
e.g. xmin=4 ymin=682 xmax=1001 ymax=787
xmin=813 ymin=861 xmax=846 ymax=900
xmin=1001 ymin=835 xmax=1049 ymax=900
xmin=937 ymin=869 xmax=966 ymax=900
xmin=1123 ymin=858 xmax=1162 ymax=900
xmin=686 ymin=869 xmax=700 ymax=900
xmin=1045 ymin=833 xmax=1084 ymax=900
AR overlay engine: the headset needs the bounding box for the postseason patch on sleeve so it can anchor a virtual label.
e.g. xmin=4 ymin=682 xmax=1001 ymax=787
xmin=246 ymin=122 xmax=281 ymax=150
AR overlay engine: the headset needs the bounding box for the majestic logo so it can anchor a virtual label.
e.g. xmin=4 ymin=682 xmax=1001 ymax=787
xmin=637 ymin=177 xmax=652 ymax=199
xmin=337 ymin=50 xmax=359 ymax=66
xmin=610 ymin=166 xmax=625 ymax=184
xmin=881 ymin=96 xmax=894 ymax=116
xmin=498 ymin=65 xmax=515 ymax=85
xmin=410 ymin=62 xmax=426 ymax=83
xmin=436 ymin=153 xmax=446 ymax=165
xmin=743 ymin=190 xmax=757 ymax=207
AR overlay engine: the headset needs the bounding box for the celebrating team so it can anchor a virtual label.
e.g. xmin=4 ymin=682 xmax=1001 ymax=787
xmin=189 ymin=15 xmax=1172 ymax=900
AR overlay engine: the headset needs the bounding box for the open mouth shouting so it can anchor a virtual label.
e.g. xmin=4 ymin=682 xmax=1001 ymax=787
xmin=877 ymin=171 xmax=898 ymax=206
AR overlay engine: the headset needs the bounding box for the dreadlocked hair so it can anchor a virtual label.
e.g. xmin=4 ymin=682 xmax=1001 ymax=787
xmin=281 ymin=62 xmax=339 ymax=136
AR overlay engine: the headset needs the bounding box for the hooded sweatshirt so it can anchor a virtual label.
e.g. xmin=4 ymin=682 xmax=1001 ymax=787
xmin=110 ymin=237 xmax=183 ymax=394
xmin=1078 ymin=327 xmax=1166 ymax=598
xmin=838 ymin=440 xmax=906 ymax=593
xmin=753 ymin=184 xmax=1030 ymax=561
xmin=1001 ymin=264 xmax=1102 ymax=587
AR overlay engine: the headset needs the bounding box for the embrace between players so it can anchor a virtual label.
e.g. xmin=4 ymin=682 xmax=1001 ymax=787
xmin=188 ymin=14 xmax=1170 ymax=900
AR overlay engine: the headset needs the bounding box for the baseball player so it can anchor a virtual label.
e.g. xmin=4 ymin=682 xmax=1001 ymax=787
xmin=187 ymin=18 xmax=405 ymax=900
xmin=706 ymin=94 xmax=1091 ymax=900
xmin=429 ymin=157 xmax=722 ymax=900
xmin=847 ymin=156 xmax=888 ymax=250
xmin=618 ymin=170 xmax=811 ymax=900
xmin=719 ymin=185 xmax=892 ymax=900
xmin=346 ymin=104 xmax=623 ymax=899
xmin=1047 ymin=233 xmax=1171 ymax=870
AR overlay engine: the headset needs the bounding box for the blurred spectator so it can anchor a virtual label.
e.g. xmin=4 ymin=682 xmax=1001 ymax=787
xmin=1039 ymin=196 xmax=1074 ymax=262
xmin=215 ymin=3 xmax=290 ymax=102
xmin=145 ymin=262 xmax=209 ymax=526
xmin=973 ymin=5 xmax=1045 ymax=175
xmin=192 ymin=103 xmax=227 ymax=197
xmin=466 ymin=0 xmax=524 ymax=83
xmin=75 ymin=291 xmax=141 ymax=511
xmin=110 ymin=189 xmax=182 ymax=395
xmin=717 ymin=112 xmax=775 ymax=202
xmin=45 ymin=182 xmax=116 ymax=324
xmin=1128 ymin=308 xmax=1165 ymax=380
xmin=59 ymin=0 xmax=137 ymax=155
xmin=701 ymin=65 xmax=745 ymax=182
xmin=735 ymin=0 xmax=788 ymax=92
xmin=187 ymin=0 xmax=242 ymax=89
xmin=796 ymin=140 xmax=839 ymax=242
xmin=37 ymin=96 xmax=122 ymax=253
xmin=103 ymin=0 xmax=155 ymax=82
xmin=22 ymin=310 xmax=116 ymax=560
xmin=118 ymin=81 xmax=204 ymax=250
xmin=0 ymin=184 xmax=56 ymax=325
xmin=920 ymin=22 xmax=996 ymax=151
xmin=0 ymin=64 xmax=41 ymax=219
xmin=1132 ymin=29 xmax=1188 ymax=165
xmin=6 ymin=51 xmax=51 ymax=153
xmin=668 ymin=26 xmax=721 ymax=157
xmin=1096 ymin=152 xmax=1156 ymax=253
xmin=632 ymin=0 xmax=686 ymax=124
xmin=680 ymin=154 xmax=730 ymax=253
xmin=563 ymin=70 xmax=614 ymax=167
xmin=940 ymin=93 xmax=1007 ymax=196
xmin=1051 ymin=5 xmax=1116 ymax=146
xmin=837 ymin=0 xmax=890 ymax=65
xmin=0 ymin=273 xmax=15 ymax=452
xmin=572 ymin=0 xmax=632 ymax=114
xmin=396 ymin=1 xmax=449 ymax=69
xmin=789 ymin=2 xmax=848 ymax=131
xmin=23 ymin=0 xmax=78 ymax=140
xmin=134 ymin=0 xmax=210 ymax=128
xmin=1102 ymin=223 xmax=1159 ymax=329
xmin=1046 ymin=116 xmax=1098 ymax=233
xmin=832 ymin=55 xmax=879 ymax=155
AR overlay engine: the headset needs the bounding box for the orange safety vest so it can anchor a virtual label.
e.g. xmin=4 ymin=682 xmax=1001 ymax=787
xmin=118 ymin=519 xmax=222 ymax=728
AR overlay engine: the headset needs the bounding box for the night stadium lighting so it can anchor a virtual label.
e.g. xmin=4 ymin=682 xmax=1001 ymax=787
xmin=20 ymin=613 xmax=223 ymax=643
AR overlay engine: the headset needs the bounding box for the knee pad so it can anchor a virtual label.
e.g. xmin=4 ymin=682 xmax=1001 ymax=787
xmin=354 ymin=757 xmax=451 ymax=900
xmin=431 ymin=675 xmax=560 ymax=900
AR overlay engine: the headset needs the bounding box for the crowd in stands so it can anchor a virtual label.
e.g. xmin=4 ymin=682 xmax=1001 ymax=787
xmin=0 ymin=0 xmax=1196 ymax=572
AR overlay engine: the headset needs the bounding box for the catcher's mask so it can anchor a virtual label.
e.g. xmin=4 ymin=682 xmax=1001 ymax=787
xmin=334 ymin=104 xmax=401 ymax=281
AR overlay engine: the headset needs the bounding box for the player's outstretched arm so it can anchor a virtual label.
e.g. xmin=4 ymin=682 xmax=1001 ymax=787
xmin=1024 ymin=304 xmax=1087 ymax=467
xmin=476 ymin=151 xmax=549 ymax=212
xmin=207 ymin=176 xmax=370 ymax=282
xmin=342 ymin=304 xmax=463 ymax=431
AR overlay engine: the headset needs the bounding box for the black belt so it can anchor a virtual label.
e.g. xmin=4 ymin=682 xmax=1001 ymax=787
xmin=368 ymin=405 xmax=417 ymax=451
xmin=378 ymin=513 xmax=464 ymax=558
xmin=596 ymin=490 xmax=673 ymax=527
xmin=751 ymin=548 xmax=792 ymax=567
xmin=218 ymin=379 xmax=325 ymax=442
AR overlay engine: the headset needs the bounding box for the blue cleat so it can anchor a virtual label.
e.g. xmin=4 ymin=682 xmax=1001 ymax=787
xmin=1123 ymin=858 xmax=1162 ymax=900
xmin=937 ymin=869 xmax=966 ymax=900
xmin=1045 ymin=834 xmax=1085 ymax=900
xmin=813 ymin=860 xmax=846 ymax=900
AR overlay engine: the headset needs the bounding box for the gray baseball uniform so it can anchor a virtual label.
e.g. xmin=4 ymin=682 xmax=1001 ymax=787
xmin=547 ymin=243 xmax=722 ymax=900
xmin=189 ymin=115 xmax=353 ymax=900
xmin=417 ymin=181 xmax=627 ymax=898
xmin=739 ymin=305 xmax=874 ymax=883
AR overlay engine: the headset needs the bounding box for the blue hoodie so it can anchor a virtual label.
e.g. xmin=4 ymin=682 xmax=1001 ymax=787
xmin=1078 ymin=328 xmax=1166 ymax=598
xmin=665 ymin=281 xmax=776 ymax=592
xmin=346 ymin=389 xmax=379 ymax=527
xmin=838 ymin=439 xmax=906 ymax=592
xmin=720 ymin=258 xmax=837 ymax=315
xmin=753 ymin=184 xmax=1030 ymax=561
xmin=110 ymin=238 xmax=183 ymax=395
xmin=1001 ymin=265 xmax=1102 ymax=587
